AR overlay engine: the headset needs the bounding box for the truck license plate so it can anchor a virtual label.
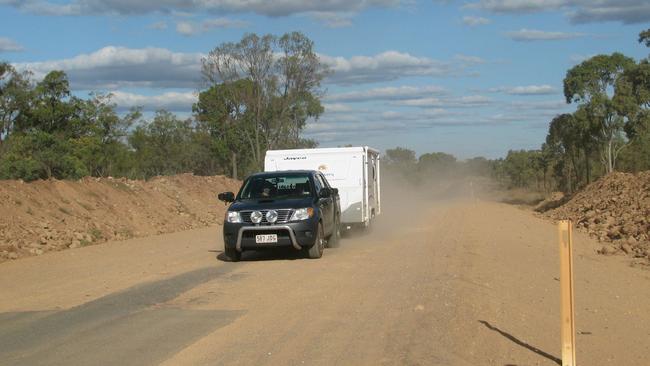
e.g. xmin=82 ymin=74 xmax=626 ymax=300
xmin=255 ymin=234 xmax=277 ymax=244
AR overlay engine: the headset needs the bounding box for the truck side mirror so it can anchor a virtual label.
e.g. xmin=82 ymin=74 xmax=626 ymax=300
xmin=218 ymin=192 xmax=235 ymax=203
xmin=319 ymin=188 xmax=331 ymax=199
xmin=331 ymin=188 xmax=338 ymax=195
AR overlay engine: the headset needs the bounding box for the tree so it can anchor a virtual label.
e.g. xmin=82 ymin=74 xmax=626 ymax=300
xmin=546 ymin=114 xmax=581 ymax=192
xmin=201 ymin=32 xmax=326 ymax=170
xmin=0 ymin=130 xmax=88 ymax=180
xmin=639 ymin=28 xmax=650 ymax=48
xmin=0 ymin=62 xmax=31 ymax=149
xmin=194 ymin=79 xmax=256 ymax=179
xmin=129 ymin=110 xmax=202 ymax=179
xmin=25 ymin=70 xmax=77 ymax=135
xmin=463 ymin=156 xmax=492 ymax=177
xmin=418 ymin=152 xmax=457 ymax=177
xmin=614 ymin=60 xmax=650 ymax=139
xmin=72 ymin=94 xmax=141 ymax=177
xmin=563 ymin=53 xmax=635 ymax=173
xmin=614 ymin=59 xmax=650 ymax=172
xmin=501 ymin=150 xmax=542 ymax=189
xmin=384 ymin=147 xmax=417 ymax=166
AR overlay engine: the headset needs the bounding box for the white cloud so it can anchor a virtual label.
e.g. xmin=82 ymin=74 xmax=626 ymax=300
xmin=490 ymin=84 xmax=557 ymax=95
xmin=465 ymin=0 xmax=650 ymax=24
xmin=2 ymin=0 xmax=403 ymax=17
xmin=12 ymin=47 xmax=472 ymax=91
xmin=14 ymin=46 xmax=203 ymax=90
xmin=110 ymin=91 xmax=197 ymax=111
xmin=306 ymin=104 xmax=504 ymax=144
xmin=308 ymin=12 xmax=354 ymax=28
xmin=0 ymin=37 xmax=24 ymax=52
xmin=321 ymin=51 xmax=458 ymax=85
xmin=392 ymin=95 xmax=492 ymax=108
xmin=570 ymin=2 xmax=650 ymax=24
xmin=508 ymin=100 xmax=569 ymax=110
xmin=394 ymin=97 xmax=443 ymax=107
xmin=175 ymin=22 xmax=194 ymax=36
xmin=325 ymin=85 xmax=447 ymax=102
xmin=380 ymin=108 xmax=452 ymax=120
xmin=454 ymin=54 xmax=486 ymax=64
xmin=506 ymin=28 xmax=586 ymax=41
xmin=464 ymin=0 xmax=565 ymax=13
xmin=175 ymin=17 xmax=249 ymax=36
xmin=462 ymin=15 xmax=491 ymax=26
xmin=147 ymin=21 xmax=167 ymax=30
xmin=322 ymin=103 xmax=356 ymax=113
xmin=569 ymin=53 xmax=596 ymax=63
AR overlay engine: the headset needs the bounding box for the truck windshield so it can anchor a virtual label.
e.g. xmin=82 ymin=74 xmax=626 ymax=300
xmin=239 ymin=174 xmax=313 ymax=200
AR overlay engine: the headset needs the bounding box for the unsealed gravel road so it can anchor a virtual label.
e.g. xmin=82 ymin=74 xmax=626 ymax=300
xmin=1 ymin=198 xmax=649 ymax=365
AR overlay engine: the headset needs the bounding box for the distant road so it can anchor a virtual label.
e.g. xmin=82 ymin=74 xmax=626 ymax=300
xmin=0 ymin=198 xmax=648 ymax=365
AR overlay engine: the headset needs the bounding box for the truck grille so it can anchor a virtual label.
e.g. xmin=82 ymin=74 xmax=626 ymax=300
xmin=240 ymin=209 xmax=293 ymax=224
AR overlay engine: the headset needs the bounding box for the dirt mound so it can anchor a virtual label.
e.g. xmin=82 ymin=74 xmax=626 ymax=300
xmin=0 ymin=174 xmax=240 ymax=262
xmin=533 ymin=191 xmax=567 ymax=212
xmin=545 ymin=171 xmax=650 ymax=261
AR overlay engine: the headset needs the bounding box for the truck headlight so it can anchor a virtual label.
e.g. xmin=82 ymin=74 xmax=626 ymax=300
xmin=227 ymin=211 xmax=242 ymax=223
xmin=290 ymin=207 xmax=314 ymax=221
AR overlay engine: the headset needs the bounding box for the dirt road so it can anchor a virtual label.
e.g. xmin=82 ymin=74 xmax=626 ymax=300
xmin=1 ymin=197 xmax=649 ymax=365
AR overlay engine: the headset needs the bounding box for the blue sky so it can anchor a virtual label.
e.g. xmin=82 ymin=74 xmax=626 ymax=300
xmin=1 ymin=0 xmax=649 ymax=158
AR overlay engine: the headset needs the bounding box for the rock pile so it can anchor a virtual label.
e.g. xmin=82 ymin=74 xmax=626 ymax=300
xmin=545 ymin=171 xmax=650 ymax=261
xmin=0 ymin=174 xmax=240 ymax=262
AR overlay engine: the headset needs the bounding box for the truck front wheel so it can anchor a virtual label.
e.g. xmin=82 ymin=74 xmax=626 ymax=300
xmin=224 ymin=247 xmax=241 ymax=262
xmin=327 ymin=217 xmax=341 ymax=248
xmin=305 ymin=223 xmax=324 ymax=259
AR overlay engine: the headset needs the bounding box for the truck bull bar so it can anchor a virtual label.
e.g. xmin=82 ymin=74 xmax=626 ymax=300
xmin=236 ymin=225 xmax=301 ymax=252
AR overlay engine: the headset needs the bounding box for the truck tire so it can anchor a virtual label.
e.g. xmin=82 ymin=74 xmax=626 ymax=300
xmin=328 ymin=217 xmax=341 ymax=248
xmin=225 ymin=247 xmax=241 ymax=262
xmin=305 ymin=223 xmax=324 ymax=259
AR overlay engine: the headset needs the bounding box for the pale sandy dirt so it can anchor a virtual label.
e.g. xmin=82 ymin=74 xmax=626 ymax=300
xmin=0 ymin=195 xmax=649 ymax=365
xmin=0 ymin=174 xmax=240 ymax=261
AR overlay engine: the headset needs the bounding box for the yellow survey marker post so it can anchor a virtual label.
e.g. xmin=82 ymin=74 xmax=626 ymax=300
xmin=558 ymin=220 xmax=576 ymax=366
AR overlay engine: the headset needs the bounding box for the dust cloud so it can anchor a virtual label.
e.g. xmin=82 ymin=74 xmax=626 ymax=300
xmin=357 ymin=169 xmax=493 ymax=239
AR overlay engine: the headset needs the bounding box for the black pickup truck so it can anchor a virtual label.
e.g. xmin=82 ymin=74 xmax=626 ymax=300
xmin=218 ymin=170 xmax=341 ymax=261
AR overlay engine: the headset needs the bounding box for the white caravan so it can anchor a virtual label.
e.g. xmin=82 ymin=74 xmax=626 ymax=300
xmin=264 ymin=147 xmax=381 ymax=229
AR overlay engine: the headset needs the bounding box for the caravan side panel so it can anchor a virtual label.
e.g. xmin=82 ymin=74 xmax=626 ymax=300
xmin=264 ymin=149 xmax=365 ymax=224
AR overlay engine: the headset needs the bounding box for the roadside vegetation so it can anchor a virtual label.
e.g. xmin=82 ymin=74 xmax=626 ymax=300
xmin=492 ymin=29 xmax=650 ymax=193
xmin=0 ymin=32 xmax=324 ymax=181
xmin=1 ymin=29 xmax=649 ymax=194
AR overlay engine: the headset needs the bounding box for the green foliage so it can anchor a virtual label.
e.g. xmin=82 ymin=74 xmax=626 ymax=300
xmin=3 ymin=29 xmax=649 ymax=189
xmin=129 ymin=111 xmax=196 ymax=178
xmin=194 ymin=79 xmax=256 ymax=179
xmin=89 ymin=228 xmax=103 ymax=241
xmin=0 ymin=130 xmax=88 ymax=180
xmin=500 ymin=150 xmax=545 ymax=189
xmin=384 ymin=147 xmax=417 ymax=165
xmin=201 ymin=31 xmax=326 ymax=171
xmin=563 ymin=53 xmax=635 ymax=174
xmin=382 ymin=146 xmax=494 ymax=185
xmin=418 ymin=152 xmax=457 ymax=178
xmin=639 ymin=28 xmax=650 ymax=48
xmin=618 ymin=128 xmax=650 ymax=172
xmin=615 ymin=60 xmax=650 ymax=138
xmin=497 ymin=30 xmax=650 ymax=193
xmin=0 ymin=62 xmax=31 ymax=147
xmin=463 ymin=157 xmax=492 ymax=177
xmin=0 ymin=32 xmax=326 ymax=182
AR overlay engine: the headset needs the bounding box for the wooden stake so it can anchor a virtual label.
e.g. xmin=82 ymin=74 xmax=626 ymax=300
xmin=558 ymin=220 xmax=576 ymax=366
